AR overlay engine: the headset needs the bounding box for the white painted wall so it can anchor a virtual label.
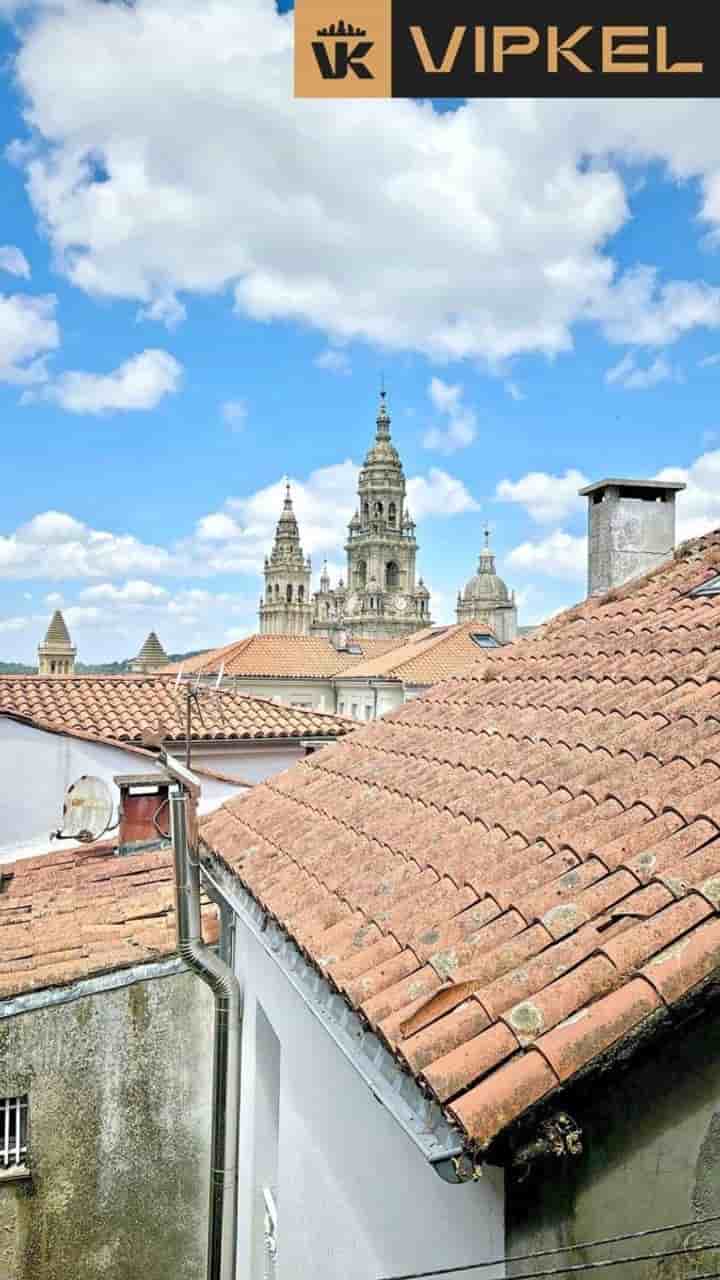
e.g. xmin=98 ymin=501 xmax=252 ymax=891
xmin=227 ymin=678 xmax=336 ymax=713
xmin=0 ymin=718 xmax=242 ymax=857
xmin=334 ymin=681 xmax=406 ymax=721
xmin=234 ymin=916 xmax=505 ymax=1280
xmin=188 ymin=743 xmax=309 ymax=785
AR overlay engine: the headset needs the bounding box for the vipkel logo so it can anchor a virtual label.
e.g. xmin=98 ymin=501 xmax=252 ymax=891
xmin=311 ymin=17 xmax=375 ymax=80
xmin=295 ymin=1 xmax=716 ymax=100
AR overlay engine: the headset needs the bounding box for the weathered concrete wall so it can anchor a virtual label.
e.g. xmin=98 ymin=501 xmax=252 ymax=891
xmin=0 ymin=970 xmax=212 ymax=1280
xmin=507 ymin=1009 xmax=720 ymax=1279
xmin=587 ymin=486 xmax=677 ymax=596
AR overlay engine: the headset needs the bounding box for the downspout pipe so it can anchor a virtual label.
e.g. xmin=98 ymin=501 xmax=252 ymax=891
xmin=170 ymin=784 xmax=241 ymax=1280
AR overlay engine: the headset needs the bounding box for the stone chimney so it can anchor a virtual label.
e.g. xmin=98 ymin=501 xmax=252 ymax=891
xmin=580 ymin=478 xmax=686 ymax=597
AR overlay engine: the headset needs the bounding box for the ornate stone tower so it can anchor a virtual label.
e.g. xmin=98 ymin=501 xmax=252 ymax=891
xmin=38 ymin=610 xmax=76 ymax=675
xmin=259 ymin=484 xmax=312 ymax=635
xmin=131 ymin=631 xmax=169 ymax=673
xmin=456 ymin=526 xmax=518 ymax=643
xmin=323 ymin=391 xmax=431 ymax=639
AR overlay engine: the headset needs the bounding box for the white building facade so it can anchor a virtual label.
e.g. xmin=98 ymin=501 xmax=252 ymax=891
xmin=204 ymin=866 xmax=505 ymax=1280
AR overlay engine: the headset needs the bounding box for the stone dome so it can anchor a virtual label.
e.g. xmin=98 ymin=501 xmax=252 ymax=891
xmin=462 ymin=532 xmax=511 ymax=605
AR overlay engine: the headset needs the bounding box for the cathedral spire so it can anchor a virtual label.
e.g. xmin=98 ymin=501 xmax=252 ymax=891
xmin=259 ymin=481 xmax=312 ymax=635
xmin=376 ymin=387 xmax=391 ymax=441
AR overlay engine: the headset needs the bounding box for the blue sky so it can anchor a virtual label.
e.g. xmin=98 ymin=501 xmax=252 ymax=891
xmin=2 ymin=1 xmax=720 ymax=662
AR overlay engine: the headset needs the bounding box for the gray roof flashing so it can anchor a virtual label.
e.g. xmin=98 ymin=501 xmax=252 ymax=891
xmin=579 ymin=478 xmax=687 ymax=497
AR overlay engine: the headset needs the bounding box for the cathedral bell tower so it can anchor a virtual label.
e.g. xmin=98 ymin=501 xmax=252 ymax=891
xmin=338 ymin=391 xmax=431 ymax=639
xmin=259 ymin=484 xmax=312 ymax=635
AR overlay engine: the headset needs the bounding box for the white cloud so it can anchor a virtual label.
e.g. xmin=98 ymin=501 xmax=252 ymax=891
xmin=505 ymin=381 xmax=525 ymax=402
xmin=656 ymin=451 xmax=720 ymax=542
xmin=0 ymin=615 xmax=31 ymax=634
xmin=699 ymin=353 xmax=720 ymax=369
xmin=0 ymin=510 xmax=173 ymax=580
xmin=205 ymin=462 xmax=361 ymax=574
xmin=0 ymin=292 xmax=58 ymax=384
xmin=34 ymin=348 xmax=182 ymax=414
xmin=196 ymin=512 xmax=242 ymax=542
xmin=423 ymin=377 xmax=477 ymax=453
xmin=496 ymin=469 xmax=588 ymax=524
xmin=137 ymin=292 xmax=186 ymax=330
xmin=508 ymin=530 xmax=587 ymax=581
xmin=504 ymin=445 xmax=720 ymax=580
xmin=594 ymin=267 xmax=720 ymax=347
xmin=605 ymin=352 xmax=676 ymax=391
xmin=79 ymin=580 xmax=169 ymax=605
xmin=406 ymin=469 xmax=479 ymax=519
xmin=221 ymin=399 xmax=247 ymax=429
xmin=314 ymin=348 xmax=351 ymax=375
xmin=190 ymin=459 xmax=479 ymax=574
xmin=44 ymin=591 xmax=64 ymax=605
xmin=17 ymin=2 xmax=720 ymax=365
xmin=0 ymin=246 xmax=30 ymax=279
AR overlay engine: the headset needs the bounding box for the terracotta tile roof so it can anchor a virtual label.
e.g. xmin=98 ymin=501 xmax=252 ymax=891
xmin=164 ymin=634 xmax=402 ymax=679
xmin=0 ymin=844 xmax=205 ymax=999
xmin=334 ymin=622 xmax=499 ymax=683
xmin=0 ymin=675 xmax=349 ymax=745
xmin=201 ymin=532 xmax=720 ymax=1156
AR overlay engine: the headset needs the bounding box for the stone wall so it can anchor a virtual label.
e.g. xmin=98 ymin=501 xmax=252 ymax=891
xmin=0 ymin=970 xmax=212 ymax=1280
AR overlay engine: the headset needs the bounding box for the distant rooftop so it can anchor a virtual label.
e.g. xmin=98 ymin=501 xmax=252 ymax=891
xmin=0 ymin=674 xmax=350 ymax=746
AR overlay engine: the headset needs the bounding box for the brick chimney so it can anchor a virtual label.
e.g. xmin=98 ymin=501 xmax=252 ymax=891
xmin=579 ymin=478 xmax=686 ymax=597
xmin=115 ymin=773 xmax=171 ymax=856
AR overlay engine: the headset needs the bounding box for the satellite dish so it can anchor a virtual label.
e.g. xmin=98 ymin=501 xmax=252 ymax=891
xmin=57 ymin=775 xmax=114 ymax=843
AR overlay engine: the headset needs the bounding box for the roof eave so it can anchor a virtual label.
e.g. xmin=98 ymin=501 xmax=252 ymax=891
xmin=200 ymin=850 xmax=465 ymax=1172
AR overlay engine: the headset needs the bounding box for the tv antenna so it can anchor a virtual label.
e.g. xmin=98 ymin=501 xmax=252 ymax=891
xmin=173 ymin=662 xmax=227 ymax=768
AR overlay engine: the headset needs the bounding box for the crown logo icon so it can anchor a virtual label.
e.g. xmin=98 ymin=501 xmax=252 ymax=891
xmin=316 ymin=18 xmax=368 ymax=37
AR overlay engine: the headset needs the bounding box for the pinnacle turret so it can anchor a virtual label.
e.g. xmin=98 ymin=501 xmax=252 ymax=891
xmin=38 ymin=609 xmax=76 ymax=675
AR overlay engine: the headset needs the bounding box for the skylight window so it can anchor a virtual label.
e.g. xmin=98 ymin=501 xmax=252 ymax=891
xmin=470 ymin=632 xmax=500 ymax=648
xmin=690 ymin=575 xmax=720 ymax=598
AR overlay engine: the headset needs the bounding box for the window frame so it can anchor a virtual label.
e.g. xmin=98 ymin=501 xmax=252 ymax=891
xmin=0 ymin=1095 xmax=29 ymax=1181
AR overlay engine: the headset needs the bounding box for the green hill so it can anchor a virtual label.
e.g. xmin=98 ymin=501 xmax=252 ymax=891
xmin=0 ymin=649 xmax=209 ymax=676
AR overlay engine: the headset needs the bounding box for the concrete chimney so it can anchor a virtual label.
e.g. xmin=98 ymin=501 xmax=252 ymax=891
xmin=579 ymin=478 xmax=686 ymax=597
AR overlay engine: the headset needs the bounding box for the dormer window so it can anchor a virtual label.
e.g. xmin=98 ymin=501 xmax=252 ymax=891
xmin=470 ymin=632 xmax=500 ymax=648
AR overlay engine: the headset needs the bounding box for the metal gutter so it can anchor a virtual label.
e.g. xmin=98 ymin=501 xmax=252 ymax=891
xmin=201 ymin=855 xmax=464 ymax=1168
xmin=169 ymin=781 xmax=241 ymax=1280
